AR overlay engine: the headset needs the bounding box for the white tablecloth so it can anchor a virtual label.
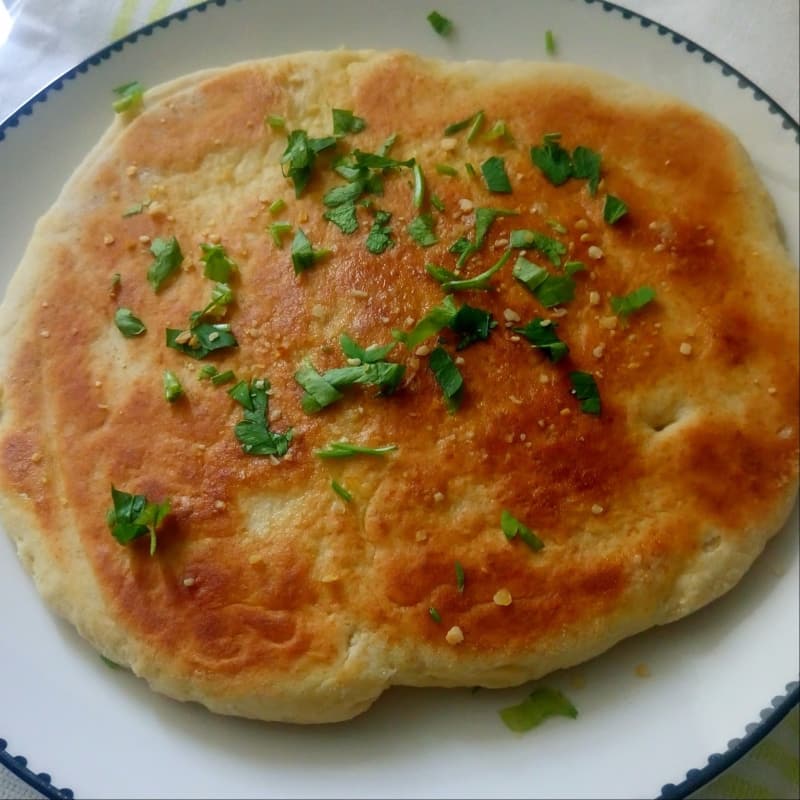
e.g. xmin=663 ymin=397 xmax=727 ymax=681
xmin=0 ymin=2 xmax=797 ymax=798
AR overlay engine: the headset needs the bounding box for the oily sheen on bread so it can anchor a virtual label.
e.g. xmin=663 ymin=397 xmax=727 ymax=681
xmin=0 ymin=51 xmax=797 ymax=723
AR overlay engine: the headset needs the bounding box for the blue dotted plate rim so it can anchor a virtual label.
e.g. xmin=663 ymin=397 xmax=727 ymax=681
xmin=0 ymin=1 xmax=797 ymax=798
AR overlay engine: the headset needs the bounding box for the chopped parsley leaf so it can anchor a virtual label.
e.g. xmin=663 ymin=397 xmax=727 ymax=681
xmin=291 ymin=229 xmax=330 ymax=274
xmin=269 ymin=221 xmax=292 ymax=248
xmin=200 ymin=242 xmax=236 ymax=282
xmin=508 ymin=230 xmax=566 ymax=266
xmin=112 ymin=81 xmax=144 ymax=113
xmin=474 ymin=207 xmax=519 ymax=248
xmin=514 ymin=318 xmax=569 ymax=362
xmin=466 ymin=110 xmax=485 ymax=144
xmin=546 ymin=219 xmax=567 ymax=234
xmin=107 ymin=486 xmax=170 ymax=556
xmin=163 ymin=370 xmax=183 ymax=403
xmin=603 ymin=194 xmax=629 ymax=224
xmin=378 ymin=132 xmax=398 ymax=157
xmin=480 ymin=156 xmax=512 ymax=193
xmin=484 ymin=120 xmax=513 ymax=143
xmin=427 ymin=10 xmax=453 ymax=36
xmin=499 ymin=687 xmax=578 ymax=732
xmin=114 ymin=308 xmax=146 ymax=337
xmin=564 ymin=260 xmax=586 ymax=276
xmin=229 ymin=378 xmax=292 ymax=457
xmin=366 ymin=210 xmax=394 ymax=254
xmin=429 ymin=346 xmax=463 ymax=412
xmin=569 ymin=371 xmax=601 ymax=415
xmin=295 ymin=353 xmax=405 ymax=413
xmin=435 ymin=163 xmax=458 ymax=176
xmin=464 ymin=162 xmax=477 ymax=178
xmin=444 ymin=110 xmax=483 ymax=137
xmin=572 ymin=146 xmax=602 ymax=195
xmin=545 ymin=30 xmax=557 ymax=55
xmin=189 ymin=282 xmax=234 ymax=328
xmin=500 ymin=509 xmax=544 ymax=551
xmin=323 ymin=181 xmax=366 ymax=208
xmin=280 ymin=129 xmax=337 ymax=197
xmin=455 ymin=561 xmax=465 ymax=593
xmin=332 ymin=108 xmax=366 ymax=136
xmin=610 ymin=286 xmax=656 ymax=318
xmin=530 ymin=135 xmax=573 ymax=186
xmin=339 ymin=333 xmax=396 ymax=364
xmin=268 ymin=198 xmax=286 ymax=215
xmin=147 ymin=237 xmax=183 ymax=293
xmin=199 ymin=366 xmax=236 ymax=386
xmin=513 ymin=255 xmax=576 ymax=308
xmin=431 ymin=193 xmax=445 ymax=212
xmin=429 ymin=606 xmax=443 ymax=623
xmin=315 ymin=442 xmax=398 ymax=458
xmin=122 ymin=201 xmax=148 ymax=217
xmin=433 ymin=249 xmax=512 ymax=293
xmin=265 ymin=114 xmax=285 ymax=129
xmin=407 ymin=213 xmax=439 ymax=247
xmin=331 ymin=480 xmax=353 ymax=503
xmin=393 ymin=296 xmax=457 ymax=348
xmin=451 ymin=303 xmax=496 ymax=350
xmin=324 ymin=202 xmax=359 ymax=235
xmin=412 ymin=162 xmax=426 ymax=208
xmin=351 ymin=149 xmax=414 ymax=171
xmin=165 ymin=323 xmax=238 ymax=360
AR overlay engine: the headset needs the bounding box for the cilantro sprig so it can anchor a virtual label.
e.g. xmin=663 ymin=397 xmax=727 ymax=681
xmin=500 ymin=510 xmax=544 ymax=551
xmin=147 ymin=237 xmax=183 ymax=292
xmin=200 ymin=243 xmax=237 ymax=282
xmin=315 ymin=442 xmax=398 ymax=458
xmin=610 ymin=286 xmax=656 ymax=318
xmin=112 ymin=81 xmax=144 ymax=113
xmin=514 ymin=318 xmax=569 ymax=363
xmin=107 ymin=486 xmax=170 ymax=556
xmin=569 ymin=371 xmax=601 ymax=415
xmin=429 ymin=346 xmax=464 ymax=412
xmin=229 ymin=378 xmax=292 ymax=457
xmin=281 ymin=129 xmax=337 ymax=197
xmin=512 ymin=256 xmax=575 ymax=308
xmin=530 ymin=134 xmax=602 ymax=195
xmin=499 ymin=687 xmax=578 ymax=732
xmin=114 ymin=308 xmax=146 ymax=338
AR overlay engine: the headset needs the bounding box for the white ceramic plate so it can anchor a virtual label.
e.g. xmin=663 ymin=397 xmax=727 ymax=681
xmin=0 ymin=2 xmax=797 ymax=798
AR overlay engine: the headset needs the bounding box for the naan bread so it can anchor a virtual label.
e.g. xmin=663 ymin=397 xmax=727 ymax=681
xmin=0 ymin=51 xmax=797 ymax=723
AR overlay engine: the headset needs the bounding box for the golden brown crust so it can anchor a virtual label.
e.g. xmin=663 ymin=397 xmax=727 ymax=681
xmin=0 ymin=51 xmax=797 ymax=722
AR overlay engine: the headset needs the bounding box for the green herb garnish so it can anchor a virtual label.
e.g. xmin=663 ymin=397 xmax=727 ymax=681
xmin=339 ymin=333 xmax=396 ymax=363
xmin=464 ymin=162 xmax=477 ymax=178
xmin=481 ymin=156 xmax=512 ymax=194
xmin=229 ymin=378 xmax=292 ymax=456
xmin=268 ymin=221 xmax=292 ymax=248
xmin=114 ymin=308 xmax=146 ymax=337
xmin=435 ymin=163 xmax=458 ymax=177
xmin=430 ymin=249 xmax=512 ymax=293
xmin=569 ymin=371 xmax=601 ymax=415
xmin=508 ymin=230 xmax=566 ymax=266
xmin=315 ymin=442 xmax=398 ymax=458
xmin=324 ymin=202 xmax=360 ymax=234
xmin=514 ymin=318 xmax=569 ymax=363
xmin=444 ymin=111 xmax=483 ymax=137
xmin=530 ymin=134 xmax=573 ymax=186
xmin=513 ymin=254 xmax=576 ymax=307
xmin=429 ymin=346 xmax=463 ymax=412
xmin=122 ymin=201 xmax=148 ymax=217
xmin=408 ymin=213 xmax=439 ymax=247
xmin=412 ymin=162 xmax=426 ymax=208
xmin=500 ymin=509 xmax=544 ymax=551
xmin=564 ymin=260 xmax=586 ymax=276
xmin=200 ymin=243 xmax=236 ymax=282
xmin=323 ymin=181 xmax=366 ymax=208
xmin=291 ymin=229 xmax=331 ymax=274
xmin=545 ymin=30 xmax=556 ymax=55
xmin=265 ymin=114 xmax=285 ymax=129
xmin=393 ymin=296 xmax=457 ymax=348
xmin=163 ymin=370 xmax=183 ymax=402
xmin=603 ymin=194 xmax=628 ymax=224
xmin=147 ymin=237 xmax=183 ymax=292
xmin=331 ymin=480 xmax=353 ymax=503
xmin=112 ymin=81 xmax=144 ymax=113
xmin=188 ymin=282 xmax=234 ymax=328
xmin=466 ymin=110 xmax=485 ymax=144
xmin=499 ymin=687 xmax=578 ymax=732
xmin=366 ymin=210 xmax=395 ymax=254
xmin=610 ymin=286 xmax=655 ymax=318
xmin=455 ymin=561 xmax=465 ymax=593
xmin=427 ymin=10 xmax=453 ymax=36
xmin=451 ymin=303 xmax=496 ymax=350
xmin=165 ymin=323 xmax=238 ymax=360
xmin=484 ymin=120 xmax=512 ymax=143
xmin=572 ymin=146 xmax=602 ymax=195
xmin=268 ymin=198 xmax=286 ymax=215
xmin=431 ymin=194 xmax=445 ymax=212
xmin=429 ymin=606 xmax=443 ymax=623
xmin=107 ymin=486 xmax=170 ymax=556
xmin=100 ymin=655 xmax=122 ymax=670
xmin=280 ymin=129 xmax=337 ymax=196
xmin=332 ymin=108 xmax=366 ymax=136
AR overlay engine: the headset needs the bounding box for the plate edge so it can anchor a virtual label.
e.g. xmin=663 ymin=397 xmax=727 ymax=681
xmin=0 ymin=738 xmax=73 ymax=800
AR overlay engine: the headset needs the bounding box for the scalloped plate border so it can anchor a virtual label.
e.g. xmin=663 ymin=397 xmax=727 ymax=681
xmin=0 ymin=1 xmax=797 ymax=798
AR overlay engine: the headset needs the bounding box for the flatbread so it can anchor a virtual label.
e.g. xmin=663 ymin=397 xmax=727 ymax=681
xmin=0 ymin=50 xmax=797 ymax=723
